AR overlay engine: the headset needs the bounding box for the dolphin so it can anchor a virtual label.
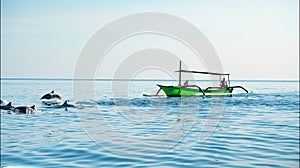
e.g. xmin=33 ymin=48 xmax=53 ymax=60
xmin=50 ymin=101 xmax=76 ymax=111
xmin=61 ymin=101 xmax=76 ymax=108
xmin=40 ymin=90 xmax=62 ymax=100
xmin=1 ymin=99 xmax=9 ymax=105
xmin=13 ymin=105 xmax=37 ymax=114
xmin=41 ymin=90 xmax=62 ymax=106
xmin=0 ymin=102 xmax=15 ymax=110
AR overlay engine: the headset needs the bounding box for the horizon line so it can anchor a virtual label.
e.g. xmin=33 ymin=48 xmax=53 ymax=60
xmin=0 ymin=77 xmax=299 ymax=82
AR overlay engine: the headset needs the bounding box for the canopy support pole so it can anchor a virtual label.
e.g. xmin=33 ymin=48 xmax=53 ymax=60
xmin=178 ymin=60 xmax=182 ymax=86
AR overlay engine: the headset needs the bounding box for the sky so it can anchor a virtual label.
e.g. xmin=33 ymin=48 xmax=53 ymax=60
xmin=1 ymin=0 xmax=299 ymax=80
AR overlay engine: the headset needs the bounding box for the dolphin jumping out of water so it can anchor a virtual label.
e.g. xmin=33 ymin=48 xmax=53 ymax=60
xmin=13 ymin=105 xmax=37 ymax=114
xmin=0 ymin=102 xmax=15 ymax=110
xmin=41 ymin=90 xmax=62 ymax=100
xmin=41 ymin=90 xmax=62 ymax=106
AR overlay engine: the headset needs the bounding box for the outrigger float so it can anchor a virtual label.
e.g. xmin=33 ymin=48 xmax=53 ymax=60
xmin=143 ymin=61 xmax=249 ymax=97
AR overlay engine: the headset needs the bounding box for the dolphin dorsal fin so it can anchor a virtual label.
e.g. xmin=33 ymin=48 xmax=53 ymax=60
xmin=7 ymin=102 xmax=12 ymax=106
xmin=31 ymin=105 xmax=35 ymax=109
xmin=51 ymin=90 xmax=54 ymax=94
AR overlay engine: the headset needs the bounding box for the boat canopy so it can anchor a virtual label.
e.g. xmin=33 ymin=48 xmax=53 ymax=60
xmin=175 ymin=70 xmax=230 ymax=76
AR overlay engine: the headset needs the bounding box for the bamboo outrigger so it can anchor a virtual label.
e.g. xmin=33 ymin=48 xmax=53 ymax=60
xmin=143 ymin=61 xmax=249 ymax=97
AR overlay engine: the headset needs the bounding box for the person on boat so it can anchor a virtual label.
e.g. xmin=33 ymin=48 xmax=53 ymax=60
xmin=184 ymin=80 xmax=189 ymax=86
xmin=220 ymin=78 xmax=228 ymax=88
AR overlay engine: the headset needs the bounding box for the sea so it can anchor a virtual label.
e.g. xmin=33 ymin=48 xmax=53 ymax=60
xmin=1 ymin=79 xmax=299 ymax=168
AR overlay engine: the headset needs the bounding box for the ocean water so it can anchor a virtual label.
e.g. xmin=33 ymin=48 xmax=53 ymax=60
xmin=1 ymin=79 xmax=299 ymax=168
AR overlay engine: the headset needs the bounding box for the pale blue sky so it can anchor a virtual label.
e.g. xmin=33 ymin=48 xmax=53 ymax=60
xmin=1 ymin=0 xmax=299 ymax=80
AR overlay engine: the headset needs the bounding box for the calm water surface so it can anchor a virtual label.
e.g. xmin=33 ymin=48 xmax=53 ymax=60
xmin=1 ymin=80 xmax=299 ymax=168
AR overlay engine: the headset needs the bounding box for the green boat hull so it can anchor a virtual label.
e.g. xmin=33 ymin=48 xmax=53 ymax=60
xmin=157 ymin=84 xmax=232 ymax=97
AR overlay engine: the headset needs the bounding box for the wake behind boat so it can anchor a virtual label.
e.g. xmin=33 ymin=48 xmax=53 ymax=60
xmin=143 ymin=61 xmax=249 ymax=97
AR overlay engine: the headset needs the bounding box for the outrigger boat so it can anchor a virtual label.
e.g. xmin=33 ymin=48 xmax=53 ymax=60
xmin=143 ymin=61 xmax=249 ymax=97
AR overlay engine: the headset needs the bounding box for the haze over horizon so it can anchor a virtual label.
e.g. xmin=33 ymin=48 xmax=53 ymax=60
xmin=1 ymin=0 xmax=299 ymax=80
